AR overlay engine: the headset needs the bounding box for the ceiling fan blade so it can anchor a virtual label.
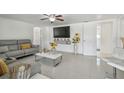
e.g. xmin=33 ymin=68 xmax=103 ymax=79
xmin=43 ymin=14 xmax=49 ymax=16
xmin=56 ymin=17 xmax=64 ymax=21
xmin=40 ymin=18 xmax=49 ymax=20
xmin=55 ymin=15 xmax=63 ymax=17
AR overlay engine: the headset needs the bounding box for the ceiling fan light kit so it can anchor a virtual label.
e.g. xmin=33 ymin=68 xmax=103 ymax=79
xmin=40 ymin=14 xmax=64 ymax=23
xmin=49 ymin=17 xmax=55 ymax=22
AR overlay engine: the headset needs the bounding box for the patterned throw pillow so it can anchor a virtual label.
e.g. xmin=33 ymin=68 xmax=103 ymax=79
xmin=0 ymin=59 xmax=9 ymax=76
xmin=20 ymin=43 xmax=31 ymax=49
xmin=9 ymin=64 xmax=31 ymax=79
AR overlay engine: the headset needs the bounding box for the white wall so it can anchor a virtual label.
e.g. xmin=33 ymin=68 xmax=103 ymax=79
xmin=120 ymin=19 xmax=124 ymax=37
xmin=41 ymin=27 xmax=52 ymax=49
xmin=0 ymin=17 xmax=34 ymax=40
xmin=83 ymin=22 xmax=97 ymax=56
xmin=41 ymin=23 xmax=83 ymax=54
xmin=119 ymin=18 xmax=124 ymax=48
xmin=110 ymin=18 xmax=124 ymax=49
xmin=70 ymin=23 xmax=83 ymax=54
xmin=40 ymin=19 xmax=120 ymax=56
xmin=82 ymin=19 xmax=117 ymax=56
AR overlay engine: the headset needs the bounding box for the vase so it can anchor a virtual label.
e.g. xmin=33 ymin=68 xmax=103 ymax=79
xmin=74 ymin=43 xmax=78 ymax=55
xmin=51 ymin=48 xmax=56 ymax=54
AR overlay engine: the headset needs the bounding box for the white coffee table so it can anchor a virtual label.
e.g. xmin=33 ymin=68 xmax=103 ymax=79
xmin=35 ymin=53 xmax=62 ymax=66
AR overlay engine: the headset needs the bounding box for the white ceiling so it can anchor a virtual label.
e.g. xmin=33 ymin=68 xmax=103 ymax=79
xmin=0 ymin=14 xmax=123 ymax=26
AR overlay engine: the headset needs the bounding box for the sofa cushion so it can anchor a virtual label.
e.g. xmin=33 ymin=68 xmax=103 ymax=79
xmin=8 ymin=45 xmax=18 ymax=51
xmin=18 ymin=40 xmax=31 ymax=44
xmin=0 ymin=46 xmax=9 ymax=53
xmin=23 ymin=48 xmax=39 ymax=54
xmin=0 ymin=40 xmax=17 ymax=46
xmin=5 ymin=50 xmax=24 ymax=57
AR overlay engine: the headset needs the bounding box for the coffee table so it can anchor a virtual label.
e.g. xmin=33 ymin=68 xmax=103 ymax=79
xmin=35 ymin=53 xmax=62 ymax=66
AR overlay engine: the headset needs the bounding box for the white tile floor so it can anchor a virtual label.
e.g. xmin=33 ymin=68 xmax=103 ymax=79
xmin=9 ymin=52 xmax=124 ymax=79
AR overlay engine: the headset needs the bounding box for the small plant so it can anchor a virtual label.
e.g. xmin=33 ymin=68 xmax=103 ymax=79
xmin=50 ymin=41 xmax=57 ymax=49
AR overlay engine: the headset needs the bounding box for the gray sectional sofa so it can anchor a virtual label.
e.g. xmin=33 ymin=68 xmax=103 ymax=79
xmin=0 ymin=39 xmax=39 ymax=64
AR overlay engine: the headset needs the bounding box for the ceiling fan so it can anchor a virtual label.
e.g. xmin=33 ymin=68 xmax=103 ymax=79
xmin=40 ymin=14 xmax=64 ymax=23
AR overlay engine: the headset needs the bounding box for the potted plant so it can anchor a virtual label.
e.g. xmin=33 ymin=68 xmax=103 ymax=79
xmin=50 ymin=41 xmax=57 ymax=54
xmin=72 ymin=33 xmax=80 ymax=55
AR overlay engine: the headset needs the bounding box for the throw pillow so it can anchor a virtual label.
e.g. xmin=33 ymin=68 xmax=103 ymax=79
xmin=20 ymin=43 xmax=31 ymax=49
xmin=0 ymin=59 xmax=9 ymax=76
xmin=8 ymin=45 xmax=18 ymax=51
xmin=10 ymin=64 xmax=31 ymax=79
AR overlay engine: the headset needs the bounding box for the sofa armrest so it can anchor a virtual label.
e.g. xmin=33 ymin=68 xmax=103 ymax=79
xmin=5 ymin=57 xmax=16 ymax=64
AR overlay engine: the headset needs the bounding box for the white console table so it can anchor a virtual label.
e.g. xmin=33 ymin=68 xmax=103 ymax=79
xmin=102 ymin=57 xmax=124 ymax=79
xmin=101 ymin=48 xmax=124 ymax=79
xmin=56 ymin=44 xmax=73 ymax=53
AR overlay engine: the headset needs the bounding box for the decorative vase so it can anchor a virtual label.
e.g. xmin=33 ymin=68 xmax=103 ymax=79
xmin=74 ymin=43 xmax=78 ymax=55
xmin=51 ymin=48 xmax=56 ymax=54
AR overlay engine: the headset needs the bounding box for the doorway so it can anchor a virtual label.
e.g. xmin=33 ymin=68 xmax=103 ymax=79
xmin=97 ymin=21 xmax=113 ymax=57
xmin=83 ymin=22 xmax=97 ymax=56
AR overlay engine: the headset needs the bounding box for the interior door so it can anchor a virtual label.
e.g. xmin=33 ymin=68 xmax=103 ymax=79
xmin=83 ymin=22 xmax=97 ymax=56
xmin=100 ymin=21 xmax=113 ymax=57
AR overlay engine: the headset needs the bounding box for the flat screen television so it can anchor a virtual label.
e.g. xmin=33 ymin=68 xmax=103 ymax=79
xmin=53 ymin=26 xmax=70 ymax=38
